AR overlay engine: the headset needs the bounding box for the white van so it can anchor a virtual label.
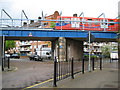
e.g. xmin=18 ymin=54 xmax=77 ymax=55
xmin=110 ymin=52 xmax=118 ymax=60
xmin=36 ymin=47 xmax=51 ymax=59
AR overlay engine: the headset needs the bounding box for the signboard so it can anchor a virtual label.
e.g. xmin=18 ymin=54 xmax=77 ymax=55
xmin=28 ymin=32 xmax=32 ymax=36
xmin=71 ymin=18 xmax=80 ymax=28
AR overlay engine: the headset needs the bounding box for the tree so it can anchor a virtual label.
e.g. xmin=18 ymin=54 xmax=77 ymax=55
xmin=5 ymin=40 xmax=16 ymax=51
xmin=101 ymin=45 xmax=112 ymax=58
xmin=50 ymin=22 xmax=56 ymax=28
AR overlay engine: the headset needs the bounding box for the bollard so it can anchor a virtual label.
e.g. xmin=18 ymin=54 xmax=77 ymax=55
xmin=82 ymin=58 xmax=84 ymax=74
xmin=53 ymin=57 xmax=57 ymax=87
xmin=92 ymin=58 xmax=94 ymax=71
xmin=100 ymin=57 xmax=102 ymax=70
xmin=71 ymin=57 xmax=74 ymax=79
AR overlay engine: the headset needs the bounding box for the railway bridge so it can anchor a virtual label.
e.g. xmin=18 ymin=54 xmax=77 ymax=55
xmin=0 ymin=28 xmax=118 ymax=62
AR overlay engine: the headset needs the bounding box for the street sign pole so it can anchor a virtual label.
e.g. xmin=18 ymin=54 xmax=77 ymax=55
xmin=88 ymin=31 xmax=91 ymax=72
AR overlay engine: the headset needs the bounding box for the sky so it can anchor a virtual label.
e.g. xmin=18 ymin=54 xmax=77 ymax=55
xmin=0 ymin=0 xmax=120 ymax=19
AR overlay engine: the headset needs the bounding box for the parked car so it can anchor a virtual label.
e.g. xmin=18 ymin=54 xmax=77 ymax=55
xmin=34 ymin=55 xmax=43 ymax=61
xmin=29 ymin=55 xmax=43 ymax=61
xmin=5 ymin=54 xmax=11 ymax=58
xmin=29 ymin=55 xmax=35 ymax=60
xmin=11 ymin=54 xmax=20 ymax=59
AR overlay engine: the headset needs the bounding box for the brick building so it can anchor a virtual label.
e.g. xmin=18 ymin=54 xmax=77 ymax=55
xmin=12 ymin=11 xmax=59 ymax=56
xmin=23 ymin=11 xmax=60 ymax=28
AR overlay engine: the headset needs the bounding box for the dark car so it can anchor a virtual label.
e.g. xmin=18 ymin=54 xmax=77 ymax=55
xmin=11 ymin=54 xmax=20 ymax=59
xmin=29 ymin=55 xmax=43 ymax=61
xmin=34 ymin=55 xmax=43 ymax=61
xmin=29 ymin=55 xmax=35 ymax=60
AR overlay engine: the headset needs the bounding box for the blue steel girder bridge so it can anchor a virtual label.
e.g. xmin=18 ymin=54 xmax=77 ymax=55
xmin=0 ymin=29 xmax=117 ymax=42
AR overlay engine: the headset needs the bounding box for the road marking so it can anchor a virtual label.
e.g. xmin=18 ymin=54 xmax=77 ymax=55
xmin=22 ymin=78 xmax=53 ymax=90
xmin=22 ymin=70 xmax=82 ymax=89
xmin=22 ymin=67 xmax=117 ymax=89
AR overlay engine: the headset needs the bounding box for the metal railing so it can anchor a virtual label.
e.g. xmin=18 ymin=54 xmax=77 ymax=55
xmin=53 ymin=57 xmax=74 ymax=87
xmin=0 ymin=9 xmax=117 ymax=32
xmin=53 ymin=57 xmax=103 ymax=87
xmin=0 ymin=19 xmax=117 ymax=30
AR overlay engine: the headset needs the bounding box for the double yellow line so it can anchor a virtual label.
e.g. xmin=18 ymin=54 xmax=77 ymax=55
xmin=23 ymin=72 xmax=72 ymax=89
xmin=22 ymin=78 xmax=53 ymax=90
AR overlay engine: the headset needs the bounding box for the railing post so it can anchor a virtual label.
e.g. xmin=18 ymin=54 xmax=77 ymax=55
xmin=53 ymin=57 xmax=57 ymax=87
xmin=8 ymin=57 xmax=10 ymax=69
xmin=71 ymin=57 xmax=74 ymax=79
xmin=92 ymin=58 xmax=94 ymax=71
xmin=110 ymin=58 xmax=112 ymax=63
xmin=2 ymin=57 xmax=4 ymax=71
xmin=100 ymin=57 xmax=102 ymax=70
xmin=82 ymin=58 xmax=84 ymax=74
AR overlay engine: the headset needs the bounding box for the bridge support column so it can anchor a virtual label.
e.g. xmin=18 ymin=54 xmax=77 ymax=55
xmin=52 ymin=37 xmax=66 ymax=61
xmin=58 ymin=37 xmax=66 ymax=61
xmin=52 ymin=38 xmax=83 ymax=61
xmin=66 ymin=39 xmax=83 ymax=61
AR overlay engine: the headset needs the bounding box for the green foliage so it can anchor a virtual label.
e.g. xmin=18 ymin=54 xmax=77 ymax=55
xmin=84 ymin=55 xmax=97 ymax=58
xmin=50 ymin=22 xmax=56 ymax=28
xmin=5 ymin=40 xmax=16 ymax=51
xmin=101 ymin=45 xmax=111 ymax=58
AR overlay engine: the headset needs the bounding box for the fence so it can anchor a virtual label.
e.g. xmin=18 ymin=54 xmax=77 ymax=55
xmin=2 ymin=57 xmax=10 ymax=71
xmin=53 ymin=57 xmax=102 ymax=87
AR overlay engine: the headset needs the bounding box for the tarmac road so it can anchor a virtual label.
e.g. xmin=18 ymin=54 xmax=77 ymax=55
xmin=2 ymin=58 xmax=54 ymax=88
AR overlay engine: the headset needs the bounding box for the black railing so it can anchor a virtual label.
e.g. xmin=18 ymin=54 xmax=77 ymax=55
xmin=53 ymin=57 xmax=103 ymax=87
xmin=100 ymin=57 xmax=102 ymax=70
xmin=82 ymin=58 xmax=84 ymax=74
xmin=53 ymin=57 xmax=74 ymax=87
xmin=92 ymin=58 xmax=95 ymax=71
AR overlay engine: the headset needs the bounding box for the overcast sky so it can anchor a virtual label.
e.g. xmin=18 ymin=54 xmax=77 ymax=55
xmin=0 ymin=0 xmax=119 ymax=19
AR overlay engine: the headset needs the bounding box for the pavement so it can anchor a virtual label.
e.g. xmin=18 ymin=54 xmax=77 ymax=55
xmin=24 ymin=60 xmax=119 ymax=89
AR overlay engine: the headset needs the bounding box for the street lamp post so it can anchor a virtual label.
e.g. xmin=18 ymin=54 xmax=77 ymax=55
xmin=118 ymin=33 xmax=120 ymax=63
xmin=88 ymin=31 xmax=91 ymax=72
xmin=2 ymin=34 xmax=5 ymax=71
xmin=87 ymin=31 xmax=95 ymax=72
